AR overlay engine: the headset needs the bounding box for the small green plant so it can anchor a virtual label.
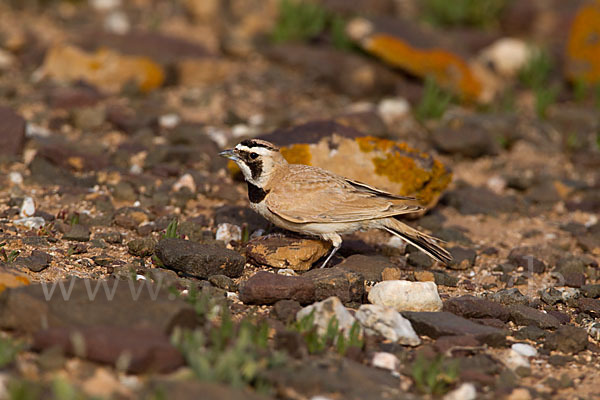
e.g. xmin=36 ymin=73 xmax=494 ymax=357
xmin=0 ymin=336 xmax=21 ymax=368
xmin=293 ymin=311 xmax=363 ymax=355
xmin=173 ymin=307 xmax=284 ymax=392
xmin=566 ymin=132 xmax=580 ymax=151
xmin=411 ymin=354 xmax=459 ymax=395
xmin=519 ymin=48 xmax=557 ymax=118
xmin=330 ymin=15 xmax=353 ymax=51
xmin=271 ymin=0 xmax=328 ymax=43
xmin=416 ymin=77 xmax=454 ymax=122
xmin=162 ymin=219 xmax=179 ymax=239
xmin=534 ymin=85 xmax=558 ymax=118
xmin=422 ymin=0 xmax=507 ymax=28
xmin=69 ymin=213 xmax=80 ymax=226
xmin=241 ymin=224 xmax=250 ymax=244
xmin=596 ymin=131 xmax=600 ymax=150
xmin=0 ymin=243 xmax=19 ymax=264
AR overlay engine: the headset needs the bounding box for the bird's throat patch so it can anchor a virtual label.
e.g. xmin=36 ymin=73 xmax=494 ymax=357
xmin=247 ymin=182 xmax=269 ymax=203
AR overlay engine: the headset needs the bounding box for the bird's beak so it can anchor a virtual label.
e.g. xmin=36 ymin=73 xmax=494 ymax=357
xmin=219 ymin=149 xmax=238 ymax=161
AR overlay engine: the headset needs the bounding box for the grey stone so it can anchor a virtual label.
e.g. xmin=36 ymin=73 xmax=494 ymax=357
xmin=0 ymin=106 xmax=26 ymax=157
xmin=208 ymin=275 xmax=237 ymax=292
xmin=63 ymin=224 xmax=91 ymax=242
xmin=127 ymin=238 xmax=157 ymax=257
xmin=337 ymin=254 xmax=393 ymax=282
xmin=155 ymin=238 xmax=244 ymax=278
xmin=508 ymin=304 xmax=560 ymax=329
xmin=443 ymin=295 xmax=510 ymax=321
xmin=545 ymin=325 xmax=588 ymax=354
xmin=302 ymin=267 xmax=364 ymax=305
xmin=489 ymin=288 xmax=530 ymax=305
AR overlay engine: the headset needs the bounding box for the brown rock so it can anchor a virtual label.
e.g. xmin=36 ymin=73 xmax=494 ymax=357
xmin=443 ymin=295 xmax=510 ymax=322
xmin=0 ymin=106 xmax=26 ymax=158
xmin=381 ymin=267 xmax=402 ymax=281
xmin=508 ymin=304 xmax=560 ymax=329
xmin=246 ymin=235 xmax=330 ymax=271
xmin=302 ymin=267 xmax=364 ymax=305
xmin=239 ymin=271 xmax=315 ymax=305
xmin=336 ymin=254 xmax=393 ymax=282
xmin=576 ymin=298 xmax=600 ymax=316
xmin=32 ymin=326 xmax=184 ymax=373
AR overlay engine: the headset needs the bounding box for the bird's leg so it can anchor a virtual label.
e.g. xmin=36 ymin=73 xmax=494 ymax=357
xmin=319 ymin=235 xmax=342 ymax=268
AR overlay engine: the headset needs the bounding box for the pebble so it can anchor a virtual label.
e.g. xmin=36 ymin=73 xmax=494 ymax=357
xmin=502 ymin=349 xmax=531 ymax=376
xmin=478 ymin=38 xmax=532 ymax=78
xmin=443 ymin=383 xmax=477 ymax=400
xmin=511 ymin=343 xmax=537 ymax=357
xmin=296 ymin=296 xmax=356 ymax=337
xmin=355 ymin=304 xmax=421 ymax=346
xmin=239 ymin=271 xmax=314 ymax=305
xmin=90 ymin=0 xmax=122 ymax=11
xmin=377 ymin=97 xmax=410 ymax=125
xmin=215 ymin=223 xmax=241 ymax=243
xmin=20 ymin=197 xmax=35 ymax=218
xmin=368 ymin=280 xmax=442 ymax=312
xmin=371 ymin=352 xmax=399 ymax=372
xmin=104 ymin=11 xmax=130 ymax=34
xmin=13 ymin=217 xmax=46 ymax=230
xmin=159 ymin=113 xmax=181 ymax=129
xmin=8 ymin=172 xmax=23 ymax=185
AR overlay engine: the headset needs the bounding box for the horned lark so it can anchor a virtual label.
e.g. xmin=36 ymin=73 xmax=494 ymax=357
xmin=220 ymin=139 xmax=452 ymax=268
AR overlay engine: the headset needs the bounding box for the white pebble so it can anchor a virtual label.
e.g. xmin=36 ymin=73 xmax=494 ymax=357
xmin=0 ymin=49 xmax=15 ymax=70
xmin=8 ymin=172 xmax=23 ymax=185
xmin=444 ymin=383 xmax=477 ymax=400
xmin=173 ymin=173 xmax=196 ymax=193
xmin=25 ymin=123 xmax=52 ymax=138
xmin=248 ymin=114 xmax=264 ymax=126
xmin=90 ymin=0 xmax=121 ymax=11
xmin=478 ymin=38 xmax=532 ymax=78
xmin=277 ymin=268 xmax=296 ymax=276
xmin=215 ymin=223 xmax=242 ymax=243
xmin=368 ymin=280 xmax=443 ymax=312
xmin=135 ymin=274 xmax=146 ymax=281
xmin=297 ymin=297 xmax=356 ymax=337
xmin=371 ymin=352 xmax=399 ymax=372
xmin=356 ymin=304 xmax=421 ymax=346
xmin=511 ymin=343 xmax=537 ymax=358
xmin=159 ymin=113 xmax=181 ymax=129
xmin=104 ymin=11 xmax=130 ymax=34
xmin=14 ymin=217 xmax=45 ymax=230
xmin=378 ymin=97 xmax=410 ymax=125
xmin=20 ymin=196 xmax=35 ymax=218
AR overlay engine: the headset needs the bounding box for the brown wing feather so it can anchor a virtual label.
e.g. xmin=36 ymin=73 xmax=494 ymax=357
xmin=265 ymin=165 xmax=422 ymax=223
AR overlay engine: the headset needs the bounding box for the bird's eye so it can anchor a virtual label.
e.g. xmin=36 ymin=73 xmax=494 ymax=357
xmin=249 ymin=152 xmax=259 ymax=159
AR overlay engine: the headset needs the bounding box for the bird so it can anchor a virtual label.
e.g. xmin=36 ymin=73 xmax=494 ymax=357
xmin=219 ymin=138 xmax=452 ymax=268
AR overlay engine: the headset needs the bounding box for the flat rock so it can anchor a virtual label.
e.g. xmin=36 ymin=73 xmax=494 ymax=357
xmin=431 ymin=114 xmax=504 ymax=158
xmin=297 ymin=296 xmax=356 ymax=336
xmin=575 ymin=298 xmax=600 ymax=316
xmin=444 ymin=185 xmax=521 ymax=215
xmin=581 ymin=284 xmax=600 ymax=298
xmin=239 ymin=271 xmax=314 ymax=305
xmin=0 ymin=278 xmax=196 ymax=334
xmin=368 ymin=280 xmax=442 ymax=312
xmin=507 ymin=248 xmax=546 ymax=273
xmin=489 ymin=288 xmax=530 ymax=305
xmin=127 ymin=238 xmax=157 ymax=257
xmin=447 ymin=246 xmax=477 ymax=270
xmin=272 ymin=299 xmax=302 ymax=325
xmin=18 ymin=250 xmax=52 ymax=273
xmin=245 ymin=235 xmax=330 ymax=271
xmin=302 ymin=267 xmax=364 ymax=305
xmin=336 ymin=254 xmax=393 ymax=282
xmin=402 ymin=311 xmax=507 ymax=346
xmin=63 ymin=224 xmax=91 ymax=242
xmin=508 ymin=304 xmax=560 ymax=329
xmin=545 ymin=325 xmax=589 ymax=354
xmin=443 ymin=295 xmax=510 ymax=322
xmin=155 ymin=238 xmax=244 ymax=278
xmin=32 ymin=326 xmax=184 ymax=373
xmin=0 ymin=106 xmax=26 ymax=157
xmin=355 ymin=304 xmax=420 ymax=346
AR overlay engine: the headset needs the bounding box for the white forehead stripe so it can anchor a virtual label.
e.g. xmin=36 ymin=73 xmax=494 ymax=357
xmin=234 ymin=145 xmax=273 ymax=156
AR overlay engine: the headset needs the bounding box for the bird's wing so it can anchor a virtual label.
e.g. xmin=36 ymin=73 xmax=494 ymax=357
xmin=265 ymin=165 xmax=422 ymax=223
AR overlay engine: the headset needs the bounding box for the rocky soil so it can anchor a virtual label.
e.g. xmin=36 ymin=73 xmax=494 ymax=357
xmin=0 ymin=0 xmax=599 ymax=399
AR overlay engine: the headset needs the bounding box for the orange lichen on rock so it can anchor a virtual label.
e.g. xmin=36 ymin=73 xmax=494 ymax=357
xmin=40 ymin=44 xmax=165 ymax=93
xmin=566 ymin=1 xmax=600 ymax=84
xmin=280 ymin=144 xmax=312 ymax=166
xmin=362 ymin=34 xmax=482 ymax=101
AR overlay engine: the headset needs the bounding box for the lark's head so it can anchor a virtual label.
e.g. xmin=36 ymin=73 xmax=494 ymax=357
xmin=219 ymin=139 xmax=287 ymax=186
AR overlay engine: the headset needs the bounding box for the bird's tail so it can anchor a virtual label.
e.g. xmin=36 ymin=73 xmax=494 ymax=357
xmin=383 ymin=218 xmax=452 ymax=265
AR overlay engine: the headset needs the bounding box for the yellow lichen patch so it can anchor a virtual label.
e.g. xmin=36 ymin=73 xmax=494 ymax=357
xmin=566 ymin=1 xmax=600 ymax=84
xmin=362 ymin=34 xmax=482 ymax=101
xmin=281 ymin=144 xmax=312 ymax=165
xmin=40 ymin=44 xmax=165 ymax=93
xmin=372 ymin=154 xmax=431 ymax=197
xmin=415 ymin=159 xmax=452 ymax=207
xmin=0 ymin=272 xmax=30 ymax=294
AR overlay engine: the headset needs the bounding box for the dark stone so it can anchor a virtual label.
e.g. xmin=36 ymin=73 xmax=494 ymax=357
xmin=554 ymin=256 xmax=588 ymax=288
xmin=443 ymin=295 xmax=510 ymax=321
xmin=443 ymin=184 xmax=521 ymax=215
xmin=475 ymin=318 xmax=507 ymax=329
xmin=128 ymin=238 xmax=157 ymax=257
xmin=447 ymin=247 xmax=477 ymax=270
xmin=402 ymin=311 xmax=508 ymax=346
xmin=430 ymin=114 xmax=516 ymax=158
xmin=92 ymin=254 xmax=114 ymax=267
xmin=0 ymin=106 xmax=26 ymax=157
xmin=155 ymin=238 xmax=245 ymax=279
xmin=433 ymin=335 xmax=481 ymax=354
xmin=540 ymin=287 xmax=562 ymax=305
xmin=145 ymin=380 xmax=270 ymax=400
xmin=239 ymin=271 xmax=315 ymax=305
xmin=274 ymin=330 xmax=308 ymax=359
xmin=407 ymin=251 xmax=433 ymax=269
xmin=508 ymin=304 xmax=560 ymax=329
xmin=548 ymin=355 xmax=573 ymax=367
xmin=0 ymin=279 xmax=196 ymax=334
xmin=62 ymin=224 xmax=91 ymax=242
xmin=337 ymin=255 xmax=392 ymax=282
xmin=19 ymin=250 xmax=52 ymax=273
xmin=208 ymin=275 xmax=237 ymax=292
xmin=545 ymin=325 xmax=588 ymax=354
xmin=526 ymin=181 xmax=561 ymax=204
xmin=489 ymin=288 xmax=530 ymax=305
xmin=507 ymin=249 xmax=546 ymax=274
xmin=515 ymin=325 xmax=547 ymax=341
xmin=213 ymin=205 xmax=270 ymax=233
xmin=546 ymin=310 xmax=570 ymax=325
xmin=266 ymin=357 xmax=401 ymax=400
xmin=436 ymin=227 xmax=473 ymax=245
xmin=32 ymin=326 xmax=184 ymax=373
xmin=432 ymin=270 xmax=459 ymax=287
xmin=272 ymin=300 xmax=302 ymax=325
xmin=581 ymin=284 xmax=600 ymax=298
xmin=37 ymin=141 xmax=108 ymax=172
xmin=261 ymin=120 xmax=363 ymax=147
xmin=47 ymin=84 xmax=103 ymax=109
xmin=575 ymin=298 xmax=600 ymax=317
xmin=302 ymin=267 xmax=364 ymax=305
xmin=97 ymin=231 xmax=123 ymax=244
